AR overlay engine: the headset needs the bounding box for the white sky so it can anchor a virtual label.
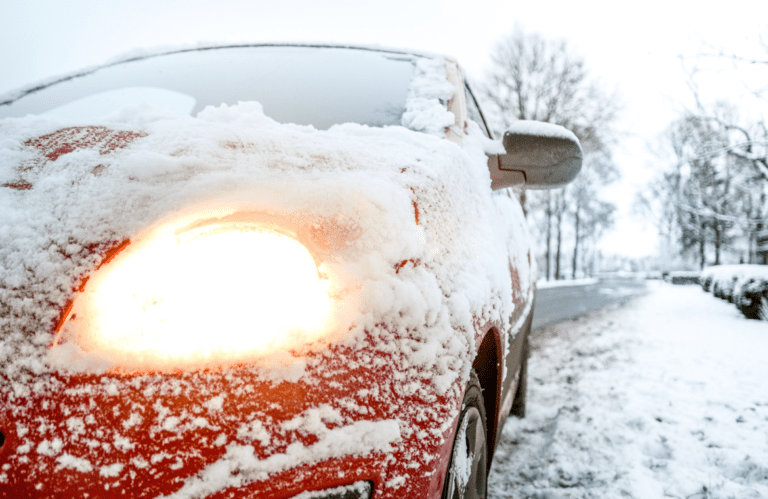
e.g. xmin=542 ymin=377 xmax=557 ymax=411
xmin=2 ymin=0 xmax=767 ymax=258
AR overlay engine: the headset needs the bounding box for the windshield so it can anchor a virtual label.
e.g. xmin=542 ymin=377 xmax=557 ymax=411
xmin=0 ymin=46 xmax=417 ymax=129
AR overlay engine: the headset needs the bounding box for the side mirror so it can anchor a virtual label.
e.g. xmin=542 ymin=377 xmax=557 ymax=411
xmin=489 ymin=121 xmax=583 ymax=190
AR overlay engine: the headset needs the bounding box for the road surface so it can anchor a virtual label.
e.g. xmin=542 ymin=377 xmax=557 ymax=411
xmin=531 ymin=277 xmax=648 ymax=330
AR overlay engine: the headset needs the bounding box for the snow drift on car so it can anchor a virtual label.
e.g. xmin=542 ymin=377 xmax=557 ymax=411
xmin=0 ymin=56 xmax=532 ymax=498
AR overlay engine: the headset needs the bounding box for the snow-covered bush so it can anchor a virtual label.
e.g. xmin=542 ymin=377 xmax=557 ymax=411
xmin=699 ymin=269 xmax=715 ymax=292
xmin=703 ymin=265 xmax=743 ymax=301
xmin=732 ymin=268 xmax=768 ymax=320
xmin=701 ymin=265 xmax=768 ymax=319
xmin=761 ymin=297 xmax=768 ymax=321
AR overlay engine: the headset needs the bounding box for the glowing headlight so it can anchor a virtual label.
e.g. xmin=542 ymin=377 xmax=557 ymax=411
xmin=57 ymin=221 xmax=333 ymax=372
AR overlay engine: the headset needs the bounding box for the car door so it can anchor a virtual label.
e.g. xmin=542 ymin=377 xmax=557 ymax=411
xmin=464 ymin=81 xmax=533 ymax=431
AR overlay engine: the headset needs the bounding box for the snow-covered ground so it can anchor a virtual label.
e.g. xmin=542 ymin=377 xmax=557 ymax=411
xmin=489 ymin=281 xmax=768 ymax=498
xmin=536 ymin=278 xmax=599 ymax=289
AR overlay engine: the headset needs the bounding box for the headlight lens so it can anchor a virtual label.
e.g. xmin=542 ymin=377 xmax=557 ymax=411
xmin=57 ymin=221 xmax=333 ymax=372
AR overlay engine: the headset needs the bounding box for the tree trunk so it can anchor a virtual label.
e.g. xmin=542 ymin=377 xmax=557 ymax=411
xmin=545 ymin=192 xmax=552 ymax=280
xmin=572 ymin=201 xmax=581 ymax=279
xmin=555 ymin=195 xmax=563 ymax=280
xmin=714 ymin=222 xmax=721 ymax=265
xmin=699 ymin=221 xmax=706 ymax=269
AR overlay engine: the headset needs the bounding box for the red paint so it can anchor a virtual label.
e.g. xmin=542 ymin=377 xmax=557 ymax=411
xmin=7 ymin=127 xmax=146 ymax=191
xmin=51 ymin=239 xmax=131 ymax=337
xmin=0 ymin=123 xmax=528 ymax=499
xmin=0 ymin=229 xmax=457 ymax=499
xmin=2 ymin=182 xmax=33 ymax=190
xmin=0 ymin=330 xmax=460 ymax=499
xmin=394 ymin=258 xmax=421 ymax=274
xmin=25 ymin=126 xmax=146 ymax=162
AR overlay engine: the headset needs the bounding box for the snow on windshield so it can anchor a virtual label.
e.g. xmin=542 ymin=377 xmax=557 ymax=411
xmin=42 ymin=87 xmax=197 ymax=122
xmin=0 ymin=46 xmax=416 ymax=129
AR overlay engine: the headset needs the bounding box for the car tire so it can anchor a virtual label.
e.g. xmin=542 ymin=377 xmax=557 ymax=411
xmin=441 ymin=370 xmax=488 ymax=499
xmin=510 ymin=333 xmax=529 ymax=418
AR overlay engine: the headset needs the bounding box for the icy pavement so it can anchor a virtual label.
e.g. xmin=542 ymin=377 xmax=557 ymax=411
xmin=489 ymin=281 xmax=768 ymax=499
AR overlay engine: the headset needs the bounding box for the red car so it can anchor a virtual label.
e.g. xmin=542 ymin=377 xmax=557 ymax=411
xmin=0 ymin=45 xmax=581 ymax=499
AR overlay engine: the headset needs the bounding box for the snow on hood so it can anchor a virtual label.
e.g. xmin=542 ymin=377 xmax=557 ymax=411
xmin=0 ymin=65 xmax=520 ymax=399
xmin=0 ymin=54 xmax=535 ymax=496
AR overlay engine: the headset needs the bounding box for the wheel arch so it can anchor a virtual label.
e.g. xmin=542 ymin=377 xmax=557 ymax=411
xmin=471 ymin=326 xmax=502 ymax=464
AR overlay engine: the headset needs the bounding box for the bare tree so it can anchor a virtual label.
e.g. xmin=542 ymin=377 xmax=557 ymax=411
xmin=481 ymin=26 xmax=621 ymax=279
xmin=568 ymin=157 xmax=617 ymax=278
xmin=636 ymin=33 xmax=768 ymax=268
xmin=639 ymin=107 xmax=767 ymax=267
xmin=544 ymin=191 xmax=553 ymax=279
xmin=699 ymin=34 xmax=768 ymax=105
xmin=554 ymin=190 xmax=564 ymax=280
xmin=481 ymin=25 xmax=620 ymax=155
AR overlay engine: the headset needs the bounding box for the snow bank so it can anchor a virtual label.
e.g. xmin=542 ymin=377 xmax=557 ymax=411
xmin=701 ymin=264 xmax=768 ymax=319
xmin=489 ymin=282 xmax=768 ymax=498
xmin=701 ymin=265 xmax=758 ymax=294
xmin=664 ymin=270 xmax=700 ymax=285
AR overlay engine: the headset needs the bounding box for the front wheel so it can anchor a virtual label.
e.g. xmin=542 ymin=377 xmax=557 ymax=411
xmin=441 ymin=370 xmax=488 ymax=499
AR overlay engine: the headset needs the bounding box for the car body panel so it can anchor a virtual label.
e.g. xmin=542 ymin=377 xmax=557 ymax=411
xmin=0 ymin=45 xmax=537 ymax=499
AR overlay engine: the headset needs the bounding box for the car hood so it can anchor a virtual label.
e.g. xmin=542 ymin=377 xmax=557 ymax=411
xmin=0 ymin=102 xmax=530 ymax=498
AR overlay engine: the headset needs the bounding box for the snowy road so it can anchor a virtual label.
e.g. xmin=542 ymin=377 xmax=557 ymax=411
xmin=488 ymin=281 xmax=768 ymax=498
xmin=533 ymin=277 xmax=648 ymax=329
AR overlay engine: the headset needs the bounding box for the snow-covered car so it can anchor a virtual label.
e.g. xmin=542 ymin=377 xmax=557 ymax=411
xmin=0 ymin=45 xmax=581 ymax=499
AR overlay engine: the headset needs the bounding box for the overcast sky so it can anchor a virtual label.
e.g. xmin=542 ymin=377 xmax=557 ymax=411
xmin=2 ymin=0 xmax=767 ymax=258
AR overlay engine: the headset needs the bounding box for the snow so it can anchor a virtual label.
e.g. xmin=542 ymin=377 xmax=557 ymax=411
xmin=505 ymin=120 xmax=579 ymax=142
xmin=400 ymin=57 xmax=456 ymax=136
xmin=667 ymin=270 xmax=700 ymax=277
xmin=702 ymin=264 xmax=768 ymax=318
xmin=701 ymin=264 xmax=768 ymax=290
xmin=160 ymin=419 xmax=401 ymax=499
xmin=0 ymin=42 xmax=455 ymax=110
xmin=99 ymin=462 xmax=124 ymax=477
xmin=489 ymin=281 xmax=768 ymax=498
xmin=203 ymin=396 xmax=225 ymax=412
xmin=0 ymin=59 xmax=523 ymax=383
xmin=449 ymin=413 xmax=473 ymax=497
xmin=56 ymin=453 xmax=93 ymax=473
xmin=288 ymin=481 xmax=371 ymax=499
xmin=0 ymin=47 xmax=533 ymax=496
xmin=536 ymin=277 xmax=598 ymax=289
xmin=36 ymin=438 xmax=63 ymax=456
